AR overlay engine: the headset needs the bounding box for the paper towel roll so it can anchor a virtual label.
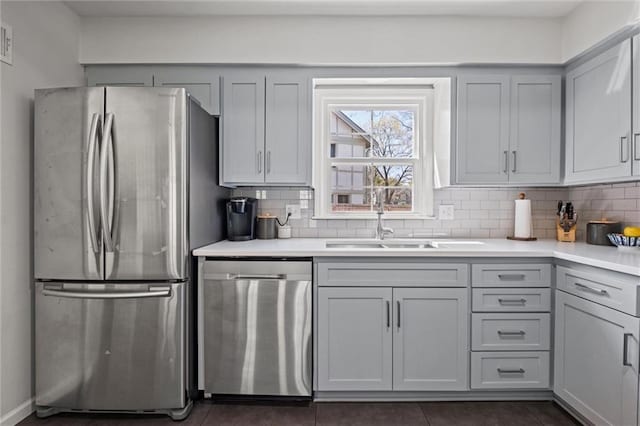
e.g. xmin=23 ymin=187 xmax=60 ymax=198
xmin=514 ymin=198 xmax=533 ymax=239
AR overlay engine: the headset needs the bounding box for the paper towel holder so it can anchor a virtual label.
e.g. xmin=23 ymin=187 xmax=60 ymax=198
xmin=506 ymin=193 xmax=537 ymax=241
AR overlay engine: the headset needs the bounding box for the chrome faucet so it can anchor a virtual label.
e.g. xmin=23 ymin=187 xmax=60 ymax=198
xmin=375 ymin=190 xmax=394 ymax=240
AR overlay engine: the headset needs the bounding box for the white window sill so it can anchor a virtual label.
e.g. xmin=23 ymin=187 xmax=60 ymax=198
xmin=312 ymin=214 xmax=436 ymax=220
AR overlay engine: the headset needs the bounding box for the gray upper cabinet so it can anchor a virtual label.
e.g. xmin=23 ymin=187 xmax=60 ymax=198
xmin=393 ymin=288 xmax=468 ymax=391
xmin=153 ymin=67 xmax=220 ymax=115
xmin=633 ymin=35 xmax=640 ymax=176
xmin=221 ymin=73 xmax=310 ymax=186
xmin=265 ymin=76 xmax=309 ymax=184
xmin=221 ymin=75 xmax=266 ymax=184
xmin=565 ymin=39 xmax=632 ymax=184
xmin=456 ymin=76 xmax=510 ymax=184
xmin=509 ymin=75 xmax=561 ymax=184
xmin=317 ymin=287 xmax=393 ymax=391
xmin=456 ymin=74 xmax=561 ymax=185
xmin=86 ymin=65 xmax=153 ymax=87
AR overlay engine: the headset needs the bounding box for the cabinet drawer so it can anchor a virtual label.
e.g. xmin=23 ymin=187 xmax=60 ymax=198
xmin=472 ymin=288 xmax=551 ymax=312
xmin=472 ymin=264 xmax=551 ymax=287
xmin=471 ymin=351 xmax=550 ymax=389
xmin=472 ymin=313 xmax=550 ymax=351
xmin=317 ymin=262 xmax=468 ymax=287
xmin=556 ymin=265 xmax=639 ymax=316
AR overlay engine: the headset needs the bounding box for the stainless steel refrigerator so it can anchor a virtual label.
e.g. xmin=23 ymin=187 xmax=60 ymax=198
xmin=33 ymin=86 xmax=228 ymax=420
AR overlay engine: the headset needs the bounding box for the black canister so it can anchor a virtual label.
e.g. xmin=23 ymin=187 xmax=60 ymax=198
xmin=256 ymin=214 xmax=277 ymax=239
xmin=586 ymin=220 xmax=621 ymax=245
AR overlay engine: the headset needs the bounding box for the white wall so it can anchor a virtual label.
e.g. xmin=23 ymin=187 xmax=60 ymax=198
xmin=0 ymin=1 xmax=83 ymax=424
xmin=78 ymin=15 xmax=564 ymax=65
xmin=562 ymin=0 xmax=640 ymax=62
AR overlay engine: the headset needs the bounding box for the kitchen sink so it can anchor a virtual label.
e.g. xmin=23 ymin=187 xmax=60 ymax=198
xmin=325 ymin=239 xmax=436 ymax=249
xmin=325 ymin=239 xmax=485 ymax=249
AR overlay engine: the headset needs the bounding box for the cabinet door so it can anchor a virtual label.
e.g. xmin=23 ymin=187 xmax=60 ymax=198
xmin=633 ymin=35 xmax=640 ymax=176
xmin=221 ymin=75 xmax=265 ymax=184
xmin=554 ymin=291 xmax=639 ymax=426
xmin=317 ymin=287 xmax=392 ymax=391
xmin=565 ymin=39 xmax=632 ymax=184
xmin=86 ymin=65 xmax=153 ymax=87
xmin=393 ymin=288 xmax=468 ymax=391
xmin=265 ymin=76 xmax=310 ymax=184
xmin=509 ymin=75 xmax=561 ymax=184
xmin=153 ymin=67 xmax=220 ymax=115
xmin=456 ymin=75 xmax=510 ymax=184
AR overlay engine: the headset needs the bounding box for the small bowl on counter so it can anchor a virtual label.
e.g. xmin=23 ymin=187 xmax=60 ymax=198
xmin=607 ymin=233 xmax=640 ymax=251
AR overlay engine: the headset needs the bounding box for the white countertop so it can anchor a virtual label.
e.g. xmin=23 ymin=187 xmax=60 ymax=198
xmin=193 ymin=238 xmax=640 ymax=277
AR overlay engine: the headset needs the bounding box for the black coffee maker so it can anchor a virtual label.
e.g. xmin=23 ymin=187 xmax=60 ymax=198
xmin=226 ymin=197 xmax=257 ymax=241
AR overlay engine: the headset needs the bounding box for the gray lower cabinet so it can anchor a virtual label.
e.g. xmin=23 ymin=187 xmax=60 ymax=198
xmin=565 ymin=38 xmax=633 ymax=184
xmin=317 ymin=287 xmax=393 ymax=391
xmin=393 ymin=288 xmax=468 ymax=391
xmin=317 ymin=286 xmax=468 ymax=391
xmin=221 ymin=74 xmax=310 ymax=186
xmin=554 ymin=290 xmax=639 ymax=426
xmin=456 ymin=74 xmax=561 ymax=185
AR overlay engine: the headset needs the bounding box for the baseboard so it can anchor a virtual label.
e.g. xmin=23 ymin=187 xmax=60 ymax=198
xmin=0 ymin=398 xmax=35 ymax=426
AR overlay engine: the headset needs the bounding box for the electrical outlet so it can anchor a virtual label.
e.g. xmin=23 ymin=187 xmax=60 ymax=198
xmin=439 ymin=205 xmax=455 ymax=220
xmin=286 ymin=204 xmax=301 ymax=219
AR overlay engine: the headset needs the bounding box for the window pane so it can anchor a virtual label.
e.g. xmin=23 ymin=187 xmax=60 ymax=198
xmin=329 ymin=164 xmax=414 ymax=214
xmin=329 ymin=109 xmax=415 ymax=159
xmin=372 ymin=165 xmax=413 ymax=188
xmin=370 ymin=111 xmax=414 ymax=158
xmin=374 ymin=187 xmax=413 ymax=212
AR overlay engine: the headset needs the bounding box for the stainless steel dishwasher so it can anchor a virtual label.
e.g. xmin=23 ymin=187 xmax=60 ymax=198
xmin=198 ymin=259 xmax=312 ymax=398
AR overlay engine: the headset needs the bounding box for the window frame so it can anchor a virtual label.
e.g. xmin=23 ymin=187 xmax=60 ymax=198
xmin=313 ymin=81 xmax=435 ymax=219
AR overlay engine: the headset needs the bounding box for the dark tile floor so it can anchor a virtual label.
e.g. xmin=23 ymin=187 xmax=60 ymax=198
xmin=19 ymin=401 xmax=580 ymax=426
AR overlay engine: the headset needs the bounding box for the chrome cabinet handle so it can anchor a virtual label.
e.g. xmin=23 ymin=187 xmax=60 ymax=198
xmin=503 ymin=150 xmax=508 ymax=174
xmin=574 ymin=282 xmax=608 ymax=296
xmin=227 ymin=273 xmax=286 ymax=280
xmin=623 ymin=333 xmax=633 ymax=367
xmin=42 ymin=286 xmax=171 ymax=299
xmin=266 ymin=151 xmax=271 ymax=174
xmin=397 ymin=301 xmax=401 ymax=329
xmin=498 ymin=298 xmax=526 ymax=305
xmin=621 ymin=136 xmax=630 ymax=163
xmin=634 ymin=133 xmax=640 ymax=161
xmin=512 ymin=150 xmax=517 ymax=173
xmin=100 ymin=113 xmax=117 ymax=253
xmin=497 ymin=368 xmax=525 ymax=374
xmin=257 ymin=151 xmax=263 ymax=174
xmin=497 ymin=330 xmax=526 ymax=336
xmin=386 ymin=301 xmax=390 ymax=329
xmin=86 ymin=113 xmax=102 ymax=254
xmin=498 ymin=274 xmax=526 ymax=281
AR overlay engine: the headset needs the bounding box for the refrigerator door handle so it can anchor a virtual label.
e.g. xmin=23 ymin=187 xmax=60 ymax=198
xmin=42 ymin=285 xmax=172 ymax=299
xmin=86 ymin=113 xmax=102 ymax=253
xmin=100 ymin=113 xmax=117 ymax=252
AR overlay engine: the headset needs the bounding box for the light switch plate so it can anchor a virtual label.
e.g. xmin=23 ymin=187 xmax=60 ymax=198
xmin=439 ymin=205 xmax=455 ymax=220
xmin=1 ymin=22 xmax=13 ymax=65
xmin=286 ymin=204 xmax=301 ymax=219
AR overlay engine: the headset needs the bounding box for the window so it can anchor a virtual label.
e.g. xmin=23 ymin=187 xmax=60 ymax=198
xmin=313 ymin=78 xmax=451 ymax=218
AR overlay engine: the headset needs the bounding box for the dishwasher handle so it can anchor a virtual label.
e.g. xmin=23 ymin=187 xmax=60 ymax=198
xmin=227 ymin=273 xmax=287 ymax=280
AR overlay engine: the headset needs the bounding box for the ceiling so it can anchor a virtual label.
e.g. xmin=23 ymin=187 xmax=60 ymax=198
xmin=64 ymin=0 xmax=584 ymax=18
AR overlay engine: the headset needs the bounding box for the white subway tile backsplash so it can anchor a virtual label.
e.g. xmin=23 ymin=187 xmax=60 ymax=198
xmin=232 ymin=182 xmax=639 ymax=240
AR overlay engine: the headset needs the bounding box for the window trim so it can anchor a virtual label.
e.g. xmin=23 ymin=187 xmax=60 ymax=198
xmin=313 ymin=81 xmax=435 ymax=219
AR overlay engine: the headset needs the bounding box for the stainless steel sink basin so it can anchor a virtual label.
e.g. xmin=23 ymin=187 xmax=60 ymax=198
xmin=325 ymin=240 xmax=436 ymax=249
xmin=325 ymin=239 xmax=485 ymax=249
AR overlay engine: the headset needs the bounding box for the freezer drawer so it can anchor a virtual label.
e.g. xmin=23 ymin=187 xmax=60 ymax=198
xmin=35 ymin=281 xmax=186 ymax=411
xmin=201 ymin=260 xmax=312 ymax=397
